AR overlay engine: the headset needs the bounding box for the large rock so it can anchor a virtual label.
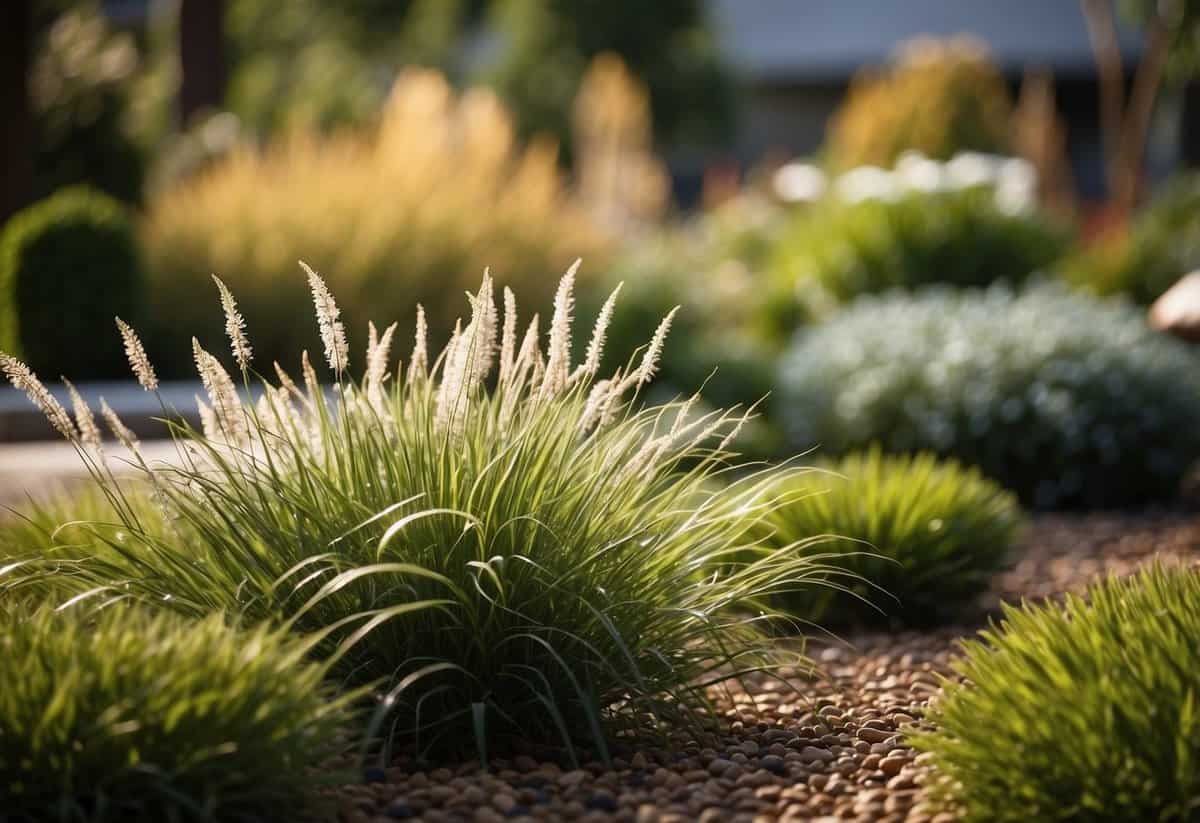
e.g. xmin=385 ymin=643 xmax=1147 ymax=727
xmin=1150 ymin=272 xmax=1200 ymax=342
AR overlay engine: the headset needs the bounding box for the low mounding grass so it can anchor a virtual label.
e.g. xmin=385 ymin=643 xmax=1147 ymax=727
xmin=911 ymin=564 xmax=1200 ymax=822
xmin=755 ymin=449 xmax=1021 ymax=626
xmin=0 ymin=264 xmax=823 ymax=763
xmin=0 ymin=481 xmax=160 ymax=552
xmin=0 ymin=482 xmax=176 ymax=607
xmin=0 ymin=604 xmax=356 ymax=823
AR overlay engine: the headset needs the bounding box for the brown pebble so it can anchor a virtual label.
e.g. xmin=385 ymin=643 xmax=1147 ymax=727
xmin=799 ymin=746 xmax=834 ymax=763
xmin=856 ymin=727 xmax=890 ymax=744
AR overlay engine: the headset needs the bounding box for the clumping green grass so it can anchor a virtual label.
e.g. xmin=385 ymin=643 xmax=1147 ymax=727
xmin=754 ymin=449 xmax=1021 ymax=626
xmin=0 ymin=263 xmax=824 ymax=763
xmin=911 ymin=564 xmax=1200 ymax=822
xmin=0 ymin=482 xmax=175 ymax=605
xmin=0 ymin=603 xmax=357 ymax=823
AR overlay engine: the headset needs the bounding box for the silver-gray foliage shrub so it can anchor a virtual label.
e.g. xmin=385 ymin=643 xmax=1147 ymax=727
xmin=777 ymin=285 xmax=1200 ymax=508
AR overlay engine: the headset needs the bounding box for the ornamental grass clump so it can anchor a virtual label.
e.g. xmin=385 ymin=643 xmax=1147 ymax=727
xmin=0 ymin=604 xmax=356 ymax=823
xmin=777 ymin=285 xmax=1200 ymax=508
xmin=754 ymin=449 xmax=1021 ymax=627
xmin=0 ymin=262 xmax=823 ymax=761
xmin=911 ymin=564 xmax=1200 ymax=822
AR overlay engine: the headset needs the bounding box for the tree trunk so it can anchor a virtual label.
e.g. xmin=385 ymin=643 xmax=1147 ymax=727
xmin=179 ymin=0 xmax=226 ymax=125
xmin=0 ymin=0 xmax=34 ymax=224
xmin=1081 ymin=0 xmax=1126 ymax=199
xmin=1115 ymin=14 xmax=1169 ymax=215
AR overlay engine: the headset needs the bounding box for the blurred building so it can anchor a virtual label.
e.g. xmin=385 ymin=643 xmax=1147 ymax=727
xmin=707 ymin=0 xmax=1171 ymax=199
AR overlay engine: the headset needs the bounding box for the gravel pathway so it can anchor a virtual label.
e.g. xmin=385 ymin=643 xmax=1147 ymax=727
xmin=333 ymin=510 xmax=1200 ymax=823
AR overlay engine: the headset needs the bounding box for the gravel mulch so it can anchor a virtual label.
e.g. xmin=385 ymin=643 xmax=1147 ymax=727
xmin=335 ymin=511 xmax=1200 ymax=823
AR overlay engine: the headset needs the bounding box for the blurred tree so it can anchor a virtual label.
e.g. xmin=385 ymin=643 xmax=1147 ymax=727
xmin=484 ymin=0 xmax=734 ymax=156
xmin=1083 ymin=0 xmax=1200 ymax=211
xmin=223 ymin=0 xmax=485 ymax=134
xmin=0 ymin=0 xmax=34 ymax=224
xmin=1122 ymin=0 xmax=1200 ymax=78
xmin=28 ymin=2 xmax=146 ymax=204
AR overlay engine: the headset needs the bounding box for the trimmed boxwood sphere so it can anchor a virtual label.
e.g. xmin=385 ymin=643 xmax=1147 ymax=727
xmin=0 ymin=186 xmax=145 ymax=378
xmin=777 ymin=285 xmax=1200 ymax=508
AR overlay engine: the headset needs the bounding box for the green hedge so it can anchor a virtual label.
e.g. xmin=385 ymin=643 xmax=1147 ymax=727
xmin=761 ymin=187 xmax=1069 ymax=338
xmin=0 ymin=187 xmax=145 ymax=379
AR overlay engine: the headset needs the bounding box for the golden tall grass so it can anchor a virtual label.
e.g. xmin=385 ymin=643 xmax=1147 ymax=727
xmin=827 ymin=36 xmax=1013 ymax=169
xmin=142 ymin=69 xmax=604 ymax=374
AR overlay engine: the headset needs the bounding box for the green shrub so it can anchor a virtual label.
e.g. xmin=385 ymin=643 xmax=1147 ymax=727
xmin=1062 ymin=173 xmax=1200 ymax=304
xmin=762 ymin=186 xmax=1068 ymax=338
xmin=826 ymin=36 xmax=1012 ymax=169
xmin=755 ymin=449 xmax=1021 ymax=627
xmin=777 ymin=285 xmax=1200 ymax=509
xmin=0 ymin=186 xmax=145 ymax=379
xmin=0 ymin=604 xmax=356 ymax=823
xmin=911 ymin=564 xmax=1200 ymax=822
xmin=1 ymin=265 xmax=820 ymax=761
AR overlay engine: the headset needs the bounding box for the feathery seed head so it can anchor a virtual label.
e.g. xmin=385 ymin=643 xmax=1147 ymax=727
xmin=115 ymin=317 xmax=158 ymax=391
xmin=274 ymin=361 xmax=301 ymax=401
xmin=99 ymin=397 xmax=139 ymax=454
xmin=195 ymin=395 xmax=218 ymax=440
xmin=63 ymin=378 xmax=102 ymax=453
xmin=212 ymin=275 xmax=253 ymax=369
xmin=576 ymin=281 xmax=622 ymax=382
xmin=409 ymin=305 xmax=428 ymax=383
xmin=301 ymin=261 xmax=348 ymax=374
xmin=300 ymin=350 xmax=320 ymax=405
xmin=540 ymin=261 xmax=579 ymax=399
xmin=0 ymin=353 xmax=76 ymax=441
xmin=499 ymin=286 xmax=518 ymax=382
xmin=366 ymin=321 xmax=398 ymax=388
xmin=636 ymin=306 xmax=678 ymax=389
xmin=192 ymin=338 xmax=244 ymax=442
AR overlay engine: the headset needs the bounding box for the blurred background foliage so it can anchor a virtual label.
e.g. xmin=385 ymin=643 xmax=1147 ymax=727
xmin=142 ymin=69 xmax=600 ymax=375
xmin=8 ymin=0 xmax=1200 ymax=507
xmin=30 ymin=2 xmax=150 ymax=204
xmin=1061 ymin=171 xmax=1200 ymax=303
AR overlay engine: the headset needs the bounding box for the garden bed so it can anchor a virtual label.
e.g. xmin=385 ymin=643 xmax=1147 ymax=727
xmin=333 ymin=509 xmax=1200 ymax=823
